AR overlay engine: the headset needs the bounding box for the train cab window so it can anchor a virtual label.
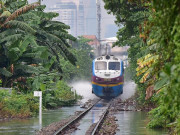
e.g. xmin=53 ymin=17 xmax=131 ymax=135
xmin=109 ymin=62 xmax=120 ymax=70
xmin=95 ymin=61 xmax=107 ymax=70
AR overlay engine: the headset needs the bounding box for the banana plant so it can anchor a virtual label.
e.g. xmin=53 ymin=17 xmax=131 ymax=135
xmin=0 ymin=0 xmax=77 ymax=88
xmin=136 ymin=53 xmax=159 ymax=83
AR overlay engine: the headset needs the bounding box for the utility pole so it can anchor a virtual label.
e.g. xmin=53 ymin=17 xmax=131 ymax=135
xmin=96 ymin=0 xmax=101 ymax=41
xmin=96 ymin=0 xmax=101 ymax=56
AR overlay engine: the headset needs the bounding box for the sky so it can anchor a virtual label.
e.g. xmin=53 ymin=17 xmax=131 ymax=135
xmin=28 ymin=0 xmax=119 ymax=39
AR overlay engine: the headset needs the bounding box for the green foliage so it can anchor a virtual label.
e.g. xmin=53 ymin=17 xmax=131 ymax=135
xmin=103 ymin=0 xmax=148 ymax=46
xmin=60 ymin=37 xmax=94 ymax=81
xmin=38 ymin=37 xmax=93 ymax=108
xmin=0 ymin=90 xmax=38 ymax=118
xmin=103 ymin=0 xmax=180 ymax=133
xmin=0 ymin=80 xmax=2 ymax=87
xmin=144 ymin=1 xmax=180 ymax=133
xmin=43 ymin=80 xmax=78 ymax=108
xmin=0 ymin=0 xmax=83 ymax=118
xmin=0 ymin=0 xmax=76 ymax=89
xmin=148 ymin=106 xmax=167 ymax=128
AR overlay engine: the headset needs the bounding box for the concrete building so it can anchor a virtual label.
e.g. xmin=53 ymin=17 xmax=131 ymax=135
xmin=29 ymin=0 xmax=118 ymax=39
xmin=101 ymin=37 xmax=129 ymax=58
xmin=48 ymin=0 xmax=85 ymax=37
xmin=82 ymin=35 xmax=100 ymax=56
xmin=77 ymin=0 xmax=85 ymax=36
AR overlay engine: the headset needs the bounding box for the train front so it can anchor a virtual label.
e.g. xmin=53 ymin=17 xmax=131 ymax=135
xmin=92 ymin=55 xmax=124 ymax=99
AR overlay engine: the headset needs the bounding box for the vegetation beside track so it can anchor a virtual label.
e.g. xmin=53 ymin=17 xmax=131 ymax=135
xmin=0 ymin=0 xmax=92 ymax=119
xmin=0 ymin=90 xmax=38 ymax=119
xmin=103 ymin=0 xmax=180 ymax=134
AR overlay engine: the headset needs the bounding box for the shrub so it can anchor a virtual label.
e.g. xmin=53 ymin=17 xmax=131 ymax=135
xmin=0 ymin=90 xmax=38 ymax=118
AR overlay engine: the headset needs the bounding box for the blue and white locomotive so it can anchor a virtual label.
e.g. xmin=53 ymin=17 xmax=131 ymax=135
xmin=92 ymin=55 xmax=124 ymax=99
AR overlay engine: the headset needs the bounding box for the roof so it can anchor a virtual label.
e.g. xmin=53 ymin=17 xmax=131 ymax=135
xmin=82 ymin=35 xmax=100 ymax=46
xmin=105 ymin=37 xmax=118 ymax=42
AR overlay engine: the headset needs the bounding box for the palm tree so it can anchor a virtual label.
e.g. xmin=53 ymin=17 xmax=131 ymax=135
xmin=0 ymin=0 xmax=76 ymax=88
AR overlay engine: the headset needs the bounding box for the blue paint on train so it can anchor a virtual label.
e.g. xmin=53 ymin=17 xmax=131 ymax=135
xmin=92 ymin=84 xmax=123 ymax=98
xmin=120 ymin=61 xmax=124 ymax=76
xmin=92 ymin=60 xmax=95 ymax=76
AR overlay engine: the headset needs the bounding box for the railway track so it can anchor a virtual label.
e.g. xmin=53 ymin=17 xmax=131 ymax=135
xmin=53 ymin=99 xmax=111 ymax=135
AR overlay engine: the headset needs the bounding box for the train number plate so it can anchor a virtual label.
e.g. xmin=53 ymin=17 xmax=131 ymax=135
xmin=104 ymin=78 xmax=111 ymax=81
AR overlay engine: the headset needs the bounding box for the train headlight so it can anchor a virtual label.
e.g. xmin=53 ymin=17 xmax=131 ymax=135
xmin=96 ymin=78 xmax=98 ymax=80
xmin=117 ymin=78 xmax=119 ymax=81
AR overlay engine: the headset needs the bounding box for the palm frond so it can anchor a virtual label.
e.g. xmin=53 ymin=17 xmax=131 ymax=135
xmin=4 ymin=0 xmax=17 ymax=5
xmin=31 ymin=11 xmax=59 ymax=20
xmin=0 ymin=34 xmax=22 ymax=43
xmin=9 ymin=1 xmax=27 ymax=12
xmin=37 ymin=30 xmax=65 ymax=46
xmin=139 ymin=68 xmax=152 ymax=83
xmin=0 ymin=67 xmax=12 ymax=77
xmin=53 ymin=30 xmax=76 ymax=41
xmin=17 ymin=11 xmax=40 ymax=21
xmin=22 ymin=53 xmax=39 ymax=58
xmin=37 ymin=30 xmax=77 ymax=65
xmin=136 ymin=53 xmax=159 ymax=83
xmin=20 ymin=35 xmax=36 ymax=52
xmin=136 ymin=54 xmax=159 ymax=71
xmin=15 ymin=65 xmax=38 ymax=74
xmin=0 ymin=29 xmax=17 ymax=39
xmin=45 ymin=42 xmax=60 ymax=62
xmin=5 ymin=20 xmax=36 ymax=34
xmin=56 ymin=43 xmax=77 ymax=65
xmin=44 ymin=21 xmax=70 ymax=30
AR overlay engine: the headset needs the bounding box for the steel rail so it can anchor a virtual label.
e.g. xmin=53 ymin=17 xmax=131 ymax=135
xmin=90 ymin=103 xmax=110 ymax=135
xmin=53 ymin=99 xmax=100 ymax=135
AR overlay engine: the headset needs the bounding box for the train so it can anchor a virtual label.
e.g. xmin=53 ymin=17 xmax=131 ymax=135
xmin=92 ymin=55 xmax=124 ymax=99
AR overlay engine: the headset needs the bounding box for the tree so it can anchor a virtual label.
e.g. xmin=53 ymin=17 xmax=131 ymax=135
xmin=60 ymin=37 xmax=94 ymax=81
xmin=103 ymin=0 xmax=150 ymax=102
xmin=131 ymin=1 xmax=180 ymax=132
xmin=0 ymin=0 xmax=76 ymax=88
xmin=103 ymin=0 xmax=180 ymax=133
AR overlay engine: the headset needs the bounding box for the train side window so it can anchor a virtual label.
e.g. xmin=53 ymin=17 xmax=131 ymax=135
xmin=109 ymin=62 xmax=120 ymax=70
xmin=95 ymin=61 xmax=107 ymax=70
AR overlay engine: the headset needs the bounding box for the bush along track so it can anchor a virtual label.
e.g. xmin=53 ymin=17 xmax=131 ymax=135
xmin=0 ymin=90 xmax=38 ymax=120
xmin=103 ymin=0 xmax=180 ymax=134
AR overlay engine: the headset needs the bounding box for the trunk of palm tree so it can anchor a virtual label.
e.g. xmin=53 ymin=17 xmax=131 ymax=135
xmin=1 ymin=2 xmax=40 ymax=27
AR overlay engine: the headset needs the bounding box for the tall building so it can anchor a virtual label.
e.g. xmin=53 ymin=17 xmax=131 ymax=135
xmin=48 ymin=0 xmax=85 ymax=37
xmin=77 ymin=0 xmax=85 ymax=36
xmin=39 ymin=0 xmax=118 ymax=39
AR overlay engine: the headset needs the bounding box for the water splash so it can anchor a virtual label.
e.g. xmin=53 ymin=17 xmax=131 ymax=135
xmin=70 ymin=81 xmax=98 ymax=103
xmin=70 ymin=80 xmax=136 ymax=102
xmin=119 ymin=81 xmax=136 ymax=100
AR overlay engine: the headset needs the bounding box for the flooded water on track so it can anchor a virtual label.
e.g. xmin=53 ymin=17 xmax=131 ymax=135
xmin=72 ymin=99 xmax=109 ymax=135
xmin=0 ymin=106 xmax=82 ymax=135
xmin=115 ymin=111 xmax=168 ymax=135
xmin=0 ymin=81 xmax=168 ymax=135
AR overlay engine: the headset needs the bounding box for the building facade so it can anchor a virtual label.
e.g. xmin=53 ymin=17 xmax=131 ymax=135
xmin=48 ymin=0 xmax=85 ymax=37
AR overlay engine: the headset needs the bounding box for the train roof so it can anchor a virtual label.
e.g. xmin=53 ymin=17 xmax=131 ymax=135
xmin=95 ymin=55 xmax=121 ymax=61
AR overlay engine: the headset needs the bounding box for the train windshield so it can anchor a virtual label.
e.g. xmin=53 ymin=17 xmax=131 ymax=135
xmin=109 ymin=62 xmax=120 ymax=70
xmin=95 ymin=61 xmax=107 ymax=70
